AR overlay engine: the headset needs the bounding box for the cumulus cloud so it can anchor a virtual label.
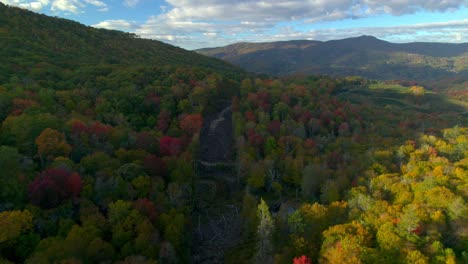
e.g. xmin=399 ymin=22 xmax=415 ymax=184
xmin=125 ymin=0 xmax=467 ymax=48
xmin=157 ymin=0 xmax=467 ymax=23
xmin=2 ymin=0 xmax=49 ymax=11
xmin=51 ymin=0 xmax=82 ymax=12
xmin=134 ymin=20 xmax=468 ymax=49
xmin=92 ymin=19 xmax=137 ymax=30
xmin=1 ymin=0 xmax=108 ymax=13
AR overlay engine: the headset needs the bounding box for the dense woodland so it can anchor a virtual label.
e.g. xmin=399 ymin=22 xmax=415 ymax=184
xmin=228 ymin=77 xmax=467 ymax=263
xmin=0 ymin=3 xmax=467 ymax=264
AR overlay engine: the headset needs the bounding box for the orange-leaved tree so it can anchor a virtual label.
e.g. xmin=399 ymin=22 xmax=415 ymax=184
xmin=35 ymin=128 xmax=71 ymax=166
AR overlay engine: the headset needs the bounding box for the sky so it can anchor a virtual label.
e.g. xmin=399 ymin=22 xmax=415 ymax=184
xmin=2 ymin=0 xmax=468 ymax=50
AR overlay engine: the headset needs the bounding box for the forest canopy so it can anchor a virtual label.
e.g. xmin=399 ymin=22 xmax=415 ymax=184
xmin=0 ymin=2 xmax=467 ymax=264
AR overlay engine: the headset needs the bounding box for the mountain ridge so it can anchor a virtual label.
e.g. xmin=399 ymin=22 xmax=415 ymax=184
xmin=196 ymin=36 xmax=468 ymax=81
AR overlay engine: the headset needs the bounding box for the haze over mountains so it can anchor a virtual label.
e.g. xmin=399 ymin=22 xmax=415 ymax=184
xmin=197 ymin=36 xmax=468 ymax=82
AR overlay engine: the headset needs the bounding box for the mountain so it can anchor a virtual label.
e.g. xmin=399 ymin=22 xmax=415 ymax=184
xmin=0 ymin=2 xmax=244 ymax=83
xmin=197 ymin=36 xmax=468 ymax=83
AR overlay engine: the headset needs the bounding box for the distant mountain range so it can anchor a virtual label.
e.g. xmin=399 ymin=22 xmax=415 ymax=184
xmin=197 ymin=36 xmax=468 ymax=82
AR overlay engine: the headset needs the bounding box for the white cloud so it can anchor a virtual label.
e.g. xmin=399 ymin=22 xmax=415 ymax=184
xmin=123 ymin=0 xmax=138 ymax=7
xmin=51 ymin=0 xmax=82 ymax=13
xmin=84 ymin=0 xmax=107 ymax=11
xmin=123 ymin=0 xmax=467 ymax=49
xmin=2 ymin=0 xmax=468 ymax=48
xmin=266 ymin=19 xmax=468 ymax=44
xmin=91 ymin=16 xmax=466 ymax=49
xmin=18 ymin=0 xmax=49 ymax=11
xmin=4 ymin=0 xmax=49 ymax=11
xmin=84 ymin=0 xmax=105 ymax=7
xmin=203 ymin=32 xmax=217 ymax=37
xmin=158 ymin=0 xmax=468 ymax=23
xmin=92 ymin=19 xmax=136 ymax=30
xmin=1 ymin=0 xmax=108 ymax=13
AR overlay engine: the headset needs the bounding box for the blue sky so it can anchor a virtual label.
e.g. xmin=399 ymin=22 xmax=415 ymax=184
xmin=2 ymin=0 xmax=468 ymax=49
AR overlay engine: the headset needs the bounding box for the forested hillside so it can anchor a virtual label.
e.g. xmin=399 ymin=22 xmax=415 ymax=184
xmin=0 ymin=3 xmax=244 ymax=83
xmin=197 ymin=36 xmax=468 ymax=85
xmin=0 ymin=3 xmax=242 ymax=263
xmin=0 ymin=3 xmax=466 ymax=264
xmin=227 ymin=76 xmax=467 ymax=263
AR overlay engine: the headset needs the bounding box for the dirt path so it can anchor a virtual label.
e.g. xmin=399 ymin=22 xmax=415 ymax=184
xmin=192 ymin=104 xmax=241 ymax=263
xmin=199 ymin=105 xmax=234 ymax=167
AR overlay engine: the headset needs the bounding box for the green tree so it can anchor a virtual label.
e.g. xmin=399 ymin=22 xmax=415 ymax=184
xmin=0 ymin=146 xmax=25 ymax=206
xmin=1 ymin=113 xmax=60 ymax=154
xmin=255 ymin=198 xmax=274 ymax=263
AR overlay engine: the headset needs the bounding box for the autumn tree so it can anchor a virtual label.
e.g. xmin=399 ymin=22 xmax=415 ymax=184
xmin=409 ymin=86 xmax=425 ymax=105
xmin=1 ymin=113 xmax=60 ymax=154
xmin=0 ymin=210 xmax=33 ymax=244
xmin=255 ymin=198 xmax=274 ymax=263
xmin=179 ymin=114 xmax=203 ymax=136
xmin=1 ymin=208 xmax=40 ymax=260
xmin=159 ymin=136 xmax=183 ymax=156
xmin=320 ymin=221 xmax=372 ymax=264
xmin=28 ymin=168 xmax=82 ymax=209
xmin=293 ymin=255 xmax=312 ymax=264
xmin=35 ymin=128 xmax=71 ymax=166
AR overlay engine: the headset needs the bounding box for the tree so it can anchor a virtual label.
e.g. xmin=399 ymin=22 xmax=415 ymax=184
xmin=157 ymin=110 xmax=171 ymax=133
xmin=133 ymin=198 xmax=158 ymax=222
xmin=0 ymin=210 xmax=35 ymax=262
xmin=28 ymin=168 xmax=82 ymax=209
xmin=35 ymin=128 xmax=71 ymax=166
xmin=159 ymin=136 xmax=183 ymax=156
xmin=1 ymin=113 xmax=60 ymax=154
xmin=409 ymin=86 xmax=425 ymax=105
xmin=0 ymin=210 xmax=33 ymax=244
xmin=248 ymin=163 xmax=266 ymax=190
xmin=179 ymin=114 xmax=203 ymax=136
xmin=0 ymin=146 xmax=25 ymax=206
xmin=255 ymin=198 xmax=274 ymax=263
xmin=134 ymin=131 xmax=159 ymax=153
xmin=301 ymin=163 xmax=325 ymax=200
xmin=320 ymin=221 xmax=371 ymax=264
xmin=293 ymin=255 xmax=312 ymax=264
xmin=143 ymin=154 xmax=167 ymax=178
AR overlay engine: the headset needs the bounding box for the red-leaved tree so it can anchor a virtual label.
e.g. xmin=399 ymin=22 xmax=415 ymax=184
xmin=179 ymin=114 xmax=203 ymax=136
xmin=28 ymin=168 xmax=82 ymax=209
xmin=159 ymin=136 xmax=183 ymax=156
xmin=293 ymin=255 xmax=312 ymax=264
